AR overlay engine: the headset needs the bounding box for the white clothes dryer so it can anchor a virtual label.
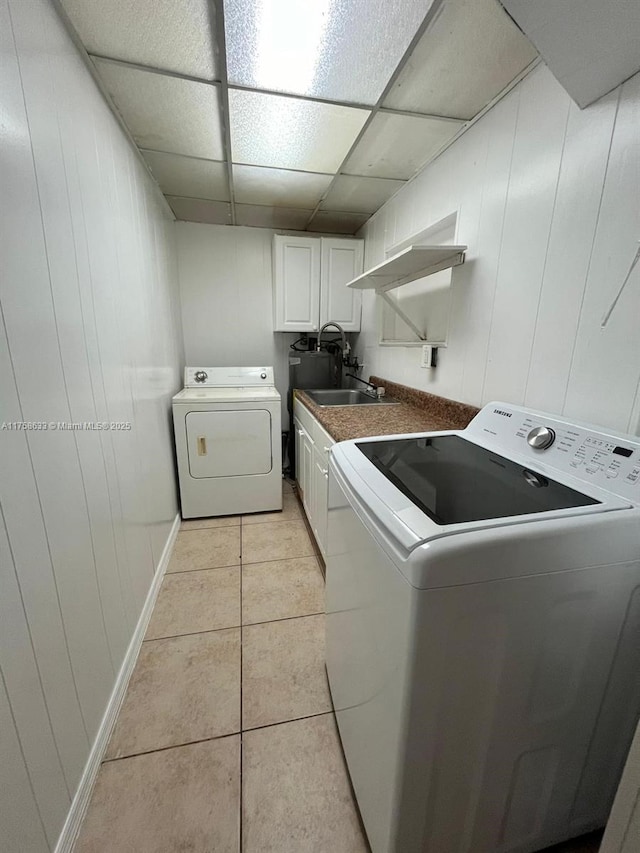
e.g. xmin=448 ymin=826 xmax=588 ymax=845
xmin=173 ymin=367 xmax=282 ymax=518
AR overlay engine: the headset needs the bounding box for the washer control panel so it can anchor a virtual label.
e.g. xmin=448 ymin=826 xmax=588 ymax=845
xmin=467 ymin=403 xmax=640 ymax=500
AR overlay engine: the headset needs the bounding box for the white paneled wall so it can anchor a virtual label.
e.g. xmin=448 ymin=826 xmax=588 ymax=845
xmin=0 ymin=0 xmax=183 ymax=849
xmin=356 ymin=64 xmax=640 ymax=435
xmin=176 ymin=222 xmax=296 ymax=421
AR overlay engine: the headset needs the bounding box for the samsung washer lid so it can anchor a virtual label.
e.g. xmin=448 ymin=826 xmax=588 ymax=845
xmin=356 ymin=434 xmax=599 ymax=527
xmin=332 ymin=420 xmax=633 ymax=558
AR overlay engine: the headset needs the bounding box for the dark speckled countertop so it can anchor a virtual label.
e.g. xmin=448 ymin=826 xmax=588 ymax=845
xmin=295 ymin=376 xmax=479 ymax=443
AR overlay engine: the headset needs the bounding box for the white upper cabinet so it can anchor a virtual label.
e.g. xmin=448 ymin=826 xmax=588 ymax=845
xmin=320 ymin=238 xmax=364 ymax=332
xmin=273 ymin=235 xmax=321 ymax=332
xmin=273 ymin=235 xmax=363 ymax=332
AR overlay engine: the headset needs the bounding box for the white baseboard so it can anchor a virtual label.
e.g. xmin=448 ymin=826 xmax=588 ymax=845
xmin=54 ymin=513 xmax=181 ymax=853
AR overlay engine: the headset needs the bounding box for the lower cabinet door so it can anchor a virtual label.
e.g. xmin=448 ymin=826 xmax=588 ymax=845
xmin=313 ymin=447 xmax=329 ymax=555
xmin=294 ymin=418 xmax=303 ymax=491
xmin=295 ymin=404 xmax=333 ymax=555
xmin=302 ymin=430 xmax=313 ymax=518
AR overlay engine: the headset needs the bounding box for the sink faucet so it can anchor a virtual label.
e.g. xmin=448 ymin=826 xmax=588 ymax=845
xmin=345 ymin=373 xmax=385 ymax=399
xmin=317 ymin=322 xmax=346 ymax=358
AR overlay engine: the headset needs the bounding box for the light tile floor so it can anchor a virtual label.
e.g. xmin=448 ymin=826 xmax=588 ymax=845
xmin=74 ymin=480 xmax=602 ymax=853
xmin=74 ymin=481 xmax=366 ymax=853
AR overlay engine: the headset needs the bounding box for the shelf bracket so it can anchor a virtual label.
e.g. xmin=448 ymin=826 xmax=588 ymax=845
xmin=379 ymin=291 xmax=427 ymax=341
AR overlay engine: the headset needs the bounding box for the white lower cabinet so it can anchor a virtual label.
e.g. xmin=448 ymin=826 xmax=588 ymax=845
xmin=301 ymin=429 xmax=313 ymax=519
xmin=312 ymin=445 xmax=329 ymax=553
xmin=293 ymin=419 xmax=301 ymax=491
xmin=293 ymin=400 xmax=335 ymax=556
xmin=293 ymin=417 xmax=311 ymax=509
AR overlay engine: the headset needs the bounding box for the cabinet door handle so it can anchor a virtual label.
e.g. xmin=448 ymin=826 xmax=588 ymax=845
xmin=321 ymin=467 xmax=328 ymax=476
xmin=323 ymin=446 xmax=332 ymax=452
xmin=197 ymin=436 xmax=207 ymax=456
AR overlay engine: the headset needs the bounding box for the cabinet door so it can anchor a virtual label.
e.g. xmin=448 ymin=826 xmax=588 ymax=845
xmin=302 ymin=430 xmax=313 ymax=519
xmin=319 ymin=238 xmax=364 ymax=332
xmin=312 ymin=447 xmax=329 ymax=555
xmin=273 ymin=235 xmax=321 ymax=332
xmin=293 ymin=418 xmax=303 ymax=491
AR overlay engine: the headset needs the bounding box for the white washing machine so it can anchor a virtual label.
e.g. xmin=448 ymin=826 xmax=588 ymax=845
xmin=173 ymin=366 xmax=282 ymax=518
xmin=326 ymin=402 xmax=640 ymax=853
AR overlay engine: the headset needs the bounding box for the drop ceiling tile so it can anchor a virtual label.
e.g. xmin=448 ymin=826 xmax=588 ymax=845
xmin=225 ymin=0 xmax=435 ymax=105
xmin=94 ymin=60 xmax=224 ymax=159
xmin=60 ymin=0 xmax=218 ymax=80
xmin=167 ymin=197 xmax=231 ymax=225
xmin=141 ymin=151 xmax=229 ymax=201
xmin=229 ymin=89 xmax=369 ymax=173
xmin=233 ymin=165 xmax=332 ymax=208
xmin=307 ymin=210 xmax=370 ymax=235
xmin=235 ymin=205 xmax=313 ymax=230
xmin=322 ymin=175 xmax=405 ymax=214
xmin=383 ymin=0 xmax=538 ymax=119
xmin=343 ymin=112 xmax=462 ymax=180
xmin=502 ymin=0 xmax=640 ymax=108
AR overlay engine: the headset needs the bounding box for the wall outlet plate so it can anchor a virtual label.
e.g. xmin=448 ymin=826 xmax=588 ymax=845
xmin=421 ymin=345 xmax=437 ymax=369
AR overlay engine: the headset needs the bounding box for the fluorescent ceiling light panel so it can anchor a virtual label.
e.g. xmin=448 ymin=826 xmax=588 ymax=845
xmin=229 ymin=89 xmax=369 ymax=172
xmin=235 ymin=205 xmax=314 ymax=229
xmin=141 ymin=150 xmax=229 ymax=201
xmin=308 ymin=210 xmax=370 ymax=234
xmin=60 ymin=0 xmax=218 ymax=80
xmin=167 ymin=197 xmax=232 ymax=225
xmin=94 ymin=60 xmax=225 ymax=159
xmin=383 ymin=0 xmax=537 ymax=119
xmin=344 ymin=112 xmax=462 ymax=180
xmin=322 ymin=175 xmax=405 ymax=213
xmin=225 ymin=0 xmax=436 ymax=105
xmin=234 ymin=165 xmax=333 ymax=208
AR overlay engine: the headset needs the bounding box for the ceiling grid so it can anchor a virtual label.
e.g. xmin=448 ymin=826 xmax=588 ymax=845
xmin=303 ymin=0 xmax=447 ymax=229
xmin=86 ymin=53 xmax=221 ymax=86
xmin=58 ymin=0 xmax=538 ymax=232
xmin=210 ymin=0 xmax=237 ymax=224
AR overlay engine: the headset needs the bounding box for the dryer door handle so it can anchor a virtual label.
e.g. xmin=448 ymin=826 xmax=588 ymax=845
xmin=197 ymin=436 xmax=207 ymax=456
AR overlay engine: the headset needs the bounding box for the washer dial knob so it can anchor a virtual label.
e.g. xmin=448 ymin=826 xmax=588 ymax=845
xmin=194 ymin=370 xmax=208 ymax=383
xmin=527 ymin=426 xmax=556 ymax=450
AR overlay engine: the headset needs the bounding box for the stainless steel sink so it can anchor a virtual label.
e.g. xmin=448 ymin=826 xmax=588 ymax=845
xmin=305 ymin=389 xmax=399 ymax=407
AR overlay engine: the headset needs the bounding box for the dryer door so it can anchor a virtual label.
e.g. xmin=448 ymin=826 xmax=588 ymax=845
xmin=186 ymin=410 xmax=272 ymax=478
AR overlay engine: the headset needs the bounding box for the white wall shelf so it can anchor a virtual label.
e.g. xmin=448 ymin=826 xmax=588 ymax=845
xmin=346 ymin=244 xmax=466 ymax=293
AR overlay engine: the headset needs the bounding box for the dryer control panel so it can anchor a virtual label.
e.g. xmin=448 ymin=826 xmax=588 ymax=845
xmin=184 ymin=366 xmax=274 ymax=387
xmin=467 ymin=402 xmax=640 ymax=501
